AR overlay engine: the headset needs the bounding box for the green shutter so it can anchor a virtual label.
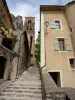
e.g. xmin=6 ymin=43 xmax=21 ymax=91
xmin=50 ymin=20 xmax=56 ymax=29
xmin=54 ymin=39 xmax=59 ymax=51
xmin=65 ymin=38 xmax=71 ymax=51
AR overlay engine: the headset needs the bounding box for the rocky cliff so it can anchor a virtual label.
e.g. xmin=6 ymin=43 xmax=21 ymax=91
xmin=11 ymin=14 xmax=23 ymax=30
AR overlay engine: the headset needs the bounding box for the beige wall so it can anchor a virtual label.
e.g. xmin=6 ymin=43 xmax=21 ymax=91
xmin=41 ymin=11 xmax=75 ymax=88
xmin=65 ymin=3 xmax=75 ymax=55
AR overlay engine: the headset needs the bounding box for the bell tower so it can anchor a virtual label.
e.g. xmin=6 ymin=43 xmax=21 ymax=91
xmin=24 ymin=17 xmax=35 ymax=57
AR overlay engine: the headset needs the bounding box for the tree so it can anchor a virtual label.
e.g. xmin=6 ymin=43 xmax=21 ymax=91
xmin=35 ymin=31 xmax=40 ymax=62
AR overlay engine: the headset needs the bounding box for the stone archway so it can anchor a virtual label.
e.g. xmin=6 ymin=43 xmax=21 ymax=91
xmin=0 ymin=56 xmax=7 ymax=79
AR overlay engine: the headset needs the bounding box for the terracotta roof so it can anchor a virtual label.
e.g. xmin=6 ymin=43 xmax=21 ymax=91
xmin=40 ymin=5 xmax=65 ymax=11
xmin=2 ymin=0 xmax=15 ymax=29
xmin=66 ymin=0 xmax=75 ymax=6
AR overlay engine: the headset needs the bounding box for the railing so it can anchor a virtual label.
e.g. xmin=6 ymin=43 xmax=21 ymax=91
xmin=36 ymin=60 xmax=46 ymax=100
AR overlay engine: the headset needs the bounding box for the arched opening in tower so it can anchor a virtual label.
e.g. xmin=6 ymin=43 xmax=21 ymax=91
xmin=30 ymin=36 xmax=33 ymax=55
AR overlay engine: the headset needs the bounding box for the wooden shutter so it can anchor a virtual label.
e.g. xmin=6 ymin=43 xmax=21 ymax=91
xmin=65 ymin=38 xmax=71 ymax=51
xmin=54 ymin=38 xmax=59 ymax=51
xmin=49 ymin=20 xmax=56 ymax=29
xmin=74 ymin=59 xmax=75 ymax=68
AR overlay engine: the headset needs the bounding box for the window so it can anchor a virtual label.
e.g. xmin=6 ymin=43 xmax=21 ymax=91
xmin=55 ymin=20 xmax=61 ymax=29
xmin=70 ymin=26 xmax=73 ymax=33
xmin=58 ymin=39 xmax=65 ymax=51
xmin=28 ymin=20 xmax=31 ymax=24
xmin=30 ymin=27 xmax=32 ymax=30
xmin=50 ymin=20 xmax=61 ymax=29
xmin=54 ymin=38 xmax=71 ymax=51
xmin=69 ymin=58 xmax=75 ymax=69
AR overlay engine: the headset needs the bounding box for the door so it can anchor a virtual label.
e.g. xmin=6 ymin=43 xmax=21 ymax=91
xmin=0 ymin=56 xmax=7 ymax=79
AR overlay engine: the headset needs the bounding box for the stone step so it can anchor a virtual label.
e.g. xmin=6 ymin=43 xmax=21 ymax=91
xmin=9 ymin=84 xmax=41 ymax=87
xmin=7 ymin=85 xmax=41 ymax=90
xmin=20 ymin=76 xmax=40 ymax=79
xmin=0 ymin=66 xmax=42 ymax=100
xmin=2 ymin=89 xmax=42 ymax=93
xmin=0 ymin=92 xmax=42 ymax=97
xmin=0 ymin=96 xmax=42 ymax=100
xmin=46 ymin=99 xmax=53 ymax=100
xmin=11 ymin=82 xmax=41 ymax=86
xmin=20 ymin=79 xmax=40 ymax=81
xmin=46 ymin=92 xmax=66 ymax=100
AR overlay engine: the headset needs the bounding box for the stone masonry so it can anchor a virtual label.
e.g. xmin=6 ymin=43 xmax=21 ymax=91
xmin=0 ymin=64 xmax=42 ymax=100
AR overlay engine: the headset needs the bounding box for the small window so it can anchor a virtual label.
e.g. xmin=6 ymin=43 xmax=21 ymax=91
xmin=69 ymin=58 xmax=75 ymax=69
xmin=70 ymin=27 xmax=72 ymax=32
xmin=30 ymin=27 xmax=32 ymax=30
xmin=28 ymin=20 xmax=31 ymax=24
xmin=58 ymin=38 xmax=65 ymax=51
xmin=55 ymin=20 xmax=61 ymax=29
xmin=54 ymin=38 xmax=71 ymax=51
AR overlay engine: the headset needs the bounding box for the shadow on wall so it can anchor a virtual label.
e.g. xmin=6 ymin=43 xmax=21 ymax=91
xmin=0 ymin=56 xmax=7 ymax=79
xmin=17 ymin=31 xmax=30 ymax=77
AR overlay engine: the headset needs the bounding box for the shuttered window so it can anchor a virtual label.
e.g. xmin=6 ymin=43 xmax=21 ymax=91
xmin=50 ymin=20 xmax=56 ymax=29
xmin=50 ymin=20 xmax=61 ymax=29
xmin=65 ymin=39 xmax=71 ymax=51
xmin=54 ymin=39 xmax=59 ymax=51
xmin=54 ymin=38 xmax=71 ymax=51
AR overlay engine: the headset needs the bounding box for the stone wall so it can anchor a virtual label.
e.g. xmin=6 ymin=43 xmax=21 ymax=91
xmin=0 ymin=0 xmax=14 ymax=29
xmin=12 ymin=31 xmax=29 ymax=78
xmin=0 ymin=45 xmax=13 ymax=80
xmin=11 ymin=14 xmax=23 ymax=30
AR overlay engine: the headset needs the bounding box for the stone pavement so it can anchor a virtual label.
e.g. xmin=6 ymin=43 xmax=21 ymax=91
xmin=0 ymin=66 xmax=42 ymax=100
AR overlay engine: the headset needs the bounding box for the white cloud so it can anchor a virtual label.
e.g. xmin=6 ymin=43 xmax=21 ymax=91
xmin=7 ymin=0 xmax=72 ymax=40
xmin=10 ymin=2 xmax=40 ymax=40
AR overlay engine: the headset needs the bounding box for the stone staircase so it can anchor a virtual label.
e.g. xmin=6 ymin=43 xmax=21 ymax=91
xmin=46 ymin=92 xmax=67 ymax=100
xmin=0 ymin=66 xmax=42 ymax=100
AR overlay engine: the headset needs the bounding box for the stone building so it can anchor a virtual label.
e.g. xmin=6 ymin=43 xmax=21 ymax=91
xmin=0 ymin=0 xmax=34 ymax=81
xmin=0 ymin=0 xmax=15 ymax=80
xmin=0 ymin=0 xmax=25 ymax=81
xmin=0 ymin=0 xmax=14 ymax=29
xmin=40 ymin=1 xmax=75 ymax=88
xmin=24 ymin=17 xmax=35 ymax=57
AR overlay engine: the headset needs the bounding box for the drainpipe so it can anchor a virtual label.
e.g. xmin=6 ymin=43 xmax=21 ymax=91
xmin=41 ymin=52 xmax=46 ymax=69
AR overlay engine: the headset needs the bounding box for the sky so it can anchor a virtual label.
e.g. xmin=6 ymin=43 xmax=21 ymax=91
xmin=6 ymin=0 xmax=72 ymax=39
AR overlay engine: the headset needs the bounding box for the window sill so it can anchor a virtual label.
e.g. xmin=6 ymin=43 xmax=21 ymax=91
xmin=55 ymin=50 xmax=71 ymax=52
xmin=56 ymin=51 xmax=68 ymax=52
xmin=56 ymin=29 xmax=63 ymax=30
xmin=69 ymin=68 xmax=75 ymax=71
xmin=50 ymin=28 xmax=63 ymax=30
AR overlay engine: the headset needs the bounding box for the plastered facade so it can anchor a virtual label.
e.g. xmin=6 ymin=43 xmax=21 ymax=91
xmin=41 ymin=10 xmax=75 ymax=88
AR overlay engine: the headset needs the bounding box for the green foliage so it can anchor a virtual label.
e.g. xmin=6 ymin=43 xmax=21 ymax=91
xmin=0 ymin=19 xmax=4 ymax=27
xmin=4 ymin=26 xmax=9 ymax=31
xmin=0 ymin=18 xmax=9 ymax=31
xmin=35 ymin=31 xmax=40 ymax=62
